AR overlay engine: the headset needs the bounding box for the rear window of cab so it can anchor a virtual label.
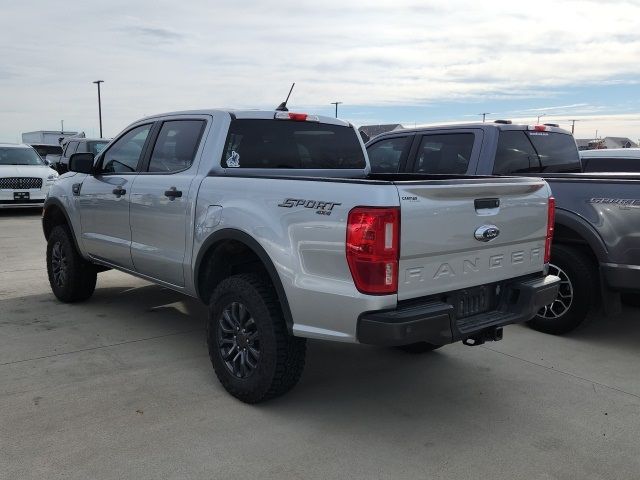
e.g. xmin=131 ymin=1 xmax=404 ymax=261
xmin=221 ymin=119 xmax=366 ymax=169
xmin=495 ymin=131 xmax=581 ymax=174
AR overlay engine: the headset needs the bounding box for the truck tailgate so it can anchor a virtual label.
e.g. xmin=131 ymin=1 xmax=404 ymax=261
xmin=395 ymin=178 xmax=550 ymax=301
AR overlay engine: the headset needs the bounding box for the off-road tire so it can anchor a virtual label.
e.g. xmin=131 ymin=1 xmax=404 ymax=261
xmin=396 ymin=342 xmax=443 ymax=354
xmin=46 ymin=225 xmax=97 ymax=302
xmin=527 ymin=244 xmax=598 ymax=335
xmin=207 ymin=273 xmax=306 ymax=403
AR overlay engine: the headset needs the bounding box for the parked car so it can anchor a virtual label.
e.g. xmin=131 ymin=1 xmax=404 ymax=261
xmin=366 ymin=121 xmax=640 ymax=334
xmin=42 ymin=109 xmax=559 ymax=402
xmin=580 ymin=148 xmax=640 ymax=173
xmin=0 ymin=143 xmax=59 ymax=208
xmin=54 ymin=138 xmax=110 ymax=173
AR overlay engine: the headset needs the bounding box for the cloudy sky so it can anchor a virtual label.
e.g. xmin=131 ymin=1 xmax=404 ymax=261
xmin=1 ymin=0 xmax=640 ymax=142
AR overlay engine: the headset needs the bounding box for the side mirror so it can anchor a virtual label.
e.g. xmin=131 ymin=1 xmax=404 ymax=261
xmin=69 ymin=152 xmax=95 ymax=174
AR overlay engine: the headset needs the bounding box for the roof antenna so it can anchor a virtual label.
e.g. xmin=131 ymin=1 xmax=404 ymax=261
xmin=276 ymin=83 xmax=295 ymax=112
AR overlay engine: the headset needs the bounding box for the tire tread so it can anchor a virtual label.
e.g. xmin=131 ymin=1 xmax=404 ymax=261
xmin=208 ymin=273 xmax=306 ymax=403
xmin=47 ymin=225 xmax=97 ymax=302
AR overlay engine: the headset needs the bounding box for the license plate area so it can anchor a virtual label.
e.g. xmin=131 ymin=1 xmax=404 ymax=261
xmin=14 ymin=192 xmax=30 ymax=201
xmin=448 ymin=285 xmax=497 ymax=319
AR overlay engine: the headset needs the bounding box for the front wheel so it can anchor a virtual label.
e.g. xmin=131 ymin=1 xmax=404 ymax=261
xmin=46 ymin=225 xmax=97 ymax=302
xmin=207 ymin=273 xmax=306 ymax=403
xmin=527 ymin=245 xmax=597 ymax=335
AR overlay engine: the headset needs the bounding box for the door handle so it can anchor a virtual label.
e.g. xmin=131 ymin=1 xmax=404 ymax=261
xmin=164 ymin=187 xmax=183 ymax=200
xmin=112 ymin=187 xmax=126 ymax=198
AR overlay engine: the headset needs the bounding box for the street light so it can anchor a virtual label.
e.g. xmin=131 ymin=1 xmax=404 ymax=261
xmin=536 ymin=113 xmax=546 ymax=124
xmin=330 ymin=101 xmax=342 ymax=118
xmin=565 ymin=119 xmax=580 ymax=134
xmin=93 ymin=80 xmax=104 ymax=138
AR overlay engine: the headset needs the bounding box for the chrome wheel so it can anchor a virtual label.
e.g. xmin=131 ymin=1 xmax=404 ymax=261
xmin=51 ymin=241 xmax=67 ymax=287
xmin=218 ymin=302 xmax=260 ymax=379
xmin=537 ymin=263 xmax=573 ymax=319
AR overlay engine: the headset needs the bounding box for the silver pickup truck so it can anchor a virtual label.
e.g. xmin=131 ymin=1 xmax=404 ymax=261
xmin=42 ymin=110 xmax=559 ymax=402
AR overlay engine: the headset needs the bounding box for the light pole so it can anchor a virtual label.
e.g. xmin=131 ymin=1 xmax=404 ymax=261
xmin=537 ymin=113 xmax=546 ymax=124
xmin=330 ymin=101 xmax=342 ymax=118
xmin=478 ymin=112 xmax=491 ymax=122
xmin=93 ymin=80 xmax=104 ymax=138
xmin=566 ymin=119 xmax=580 ymax=134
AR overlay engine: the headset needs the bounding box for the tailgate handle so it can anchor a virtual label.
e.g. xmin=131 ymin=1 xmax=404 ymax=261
xmin=474 ymin=198 xmax=500 ymax=210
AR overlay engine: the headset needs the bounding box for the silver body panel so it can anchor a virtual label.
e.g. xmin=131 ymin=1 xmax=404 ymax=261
xmin=46 ymin=109 xmax=552 ymax=343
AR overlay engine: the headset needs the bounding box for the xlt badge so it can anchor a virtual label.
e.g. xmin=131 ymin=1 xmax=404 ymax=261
xmin=278 ymin=198 xmax=341 ymax=216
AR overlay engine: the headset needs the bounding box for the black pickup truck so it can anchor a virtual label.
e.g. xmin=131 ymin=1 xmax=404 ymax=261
xmin=366 ymin=121 xmax=640 ymax=334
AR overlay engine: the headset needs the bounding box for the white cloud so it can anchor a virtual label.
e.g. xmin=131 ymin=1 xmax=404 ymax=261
xmin=1 ymin=0 xmax=639 ymax=140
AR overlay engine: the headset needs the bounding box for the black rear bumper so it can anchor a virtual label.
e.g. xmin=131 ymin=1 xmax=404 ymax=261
xmin=357 ymin=274 xmax=560 ymax=346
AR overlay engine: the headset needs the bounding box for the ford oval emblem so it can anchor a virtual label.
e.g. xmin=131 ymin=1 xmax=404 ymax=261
xmin=474 ymin=225 xmax=500 ymax=242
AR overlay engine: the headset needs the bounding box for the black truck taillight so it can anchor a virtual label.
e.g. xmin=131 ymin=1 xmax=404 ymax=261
xmin=545 ymin=196 xmax=555 ymax=264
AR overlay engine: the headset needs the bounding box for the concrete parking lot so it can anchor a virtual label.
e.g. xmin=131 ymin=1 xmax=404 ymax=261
xmin=1 ymin=210 xmax=639 ymax=480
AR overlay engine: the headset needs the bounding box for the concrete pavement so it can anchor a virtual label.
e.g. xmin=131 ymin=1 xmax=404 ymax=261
xmin=1 ymin=210 xmax=639 ymax=480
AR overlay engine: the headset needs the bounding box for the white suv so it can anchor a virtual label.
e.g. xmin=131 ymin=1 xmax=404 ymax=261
xmin=0 ymin=143 xmax=59 ymax=208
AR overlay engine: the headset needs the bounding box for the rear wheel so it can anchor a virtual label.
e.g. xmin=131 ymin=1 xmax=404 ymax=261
xmin=396 ymin=342 xmax=443 ymax=354
xmin=46 ymin=225 xmax=97 ymax=302
xmin=527 ymin=244 xmax=597 ymax=335
xmin=207 ymin=273 xmax=306 ymax=403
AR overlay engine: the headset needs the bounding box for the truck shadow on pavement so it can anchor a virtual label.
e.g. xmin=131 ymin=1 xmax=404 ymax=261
xmin=3 ymin=281 xmax=639 ymax=427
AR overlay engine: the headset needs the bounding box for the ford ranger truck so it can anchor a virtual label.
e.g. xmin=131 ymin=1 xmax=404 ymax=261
xmin=42 ymin=110 xmax=559 ymax=403
xmin=366 ymin=122 xmax=640 ymax=335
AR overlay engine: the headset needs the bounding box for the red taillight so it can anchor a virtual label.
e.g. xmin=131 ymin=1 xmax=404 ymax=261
xmin=346 ymin=207 xmax=400 ymax=295
xmin=544 ymin=196 xmax=555 ymax=263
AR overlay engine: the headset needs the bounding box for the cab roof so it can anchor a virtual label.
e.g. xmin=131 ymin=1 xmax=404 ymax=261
xmin=371 ymin=121 xmax=572 ymax=141
xmin=136 ymin=109 xmax=351 ymax=128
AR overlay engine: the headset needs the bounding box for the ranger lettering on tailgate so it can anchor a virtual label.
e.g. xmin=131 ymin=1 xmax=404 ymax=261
xmin=404 ymin=247 xmax=543 ymax=284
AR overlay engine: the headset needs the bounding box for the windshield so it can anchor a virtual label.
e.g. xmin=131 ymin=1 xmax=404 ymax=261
xmin=0 ymin=147 xmax=45 ymax=166
xmin=221 ymin=119 xmax=366 ymax=169
xmin=89 ymin=141 xmax=109 ymax=155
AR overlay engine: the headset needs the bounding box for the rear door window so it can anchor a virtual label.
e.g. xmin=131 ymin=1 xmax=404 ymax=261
xmin=221 ymin=119 xmax=366 ymax=169
xmin=367 ymin=136 xmax=411 ymax=173
xmin=494 ymin=131 xmax=541 ymax=174
xmin=413 ymin=133 xmax=474 ymax=174
xmin=147 ymin=120 xmax=205 ymax=173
